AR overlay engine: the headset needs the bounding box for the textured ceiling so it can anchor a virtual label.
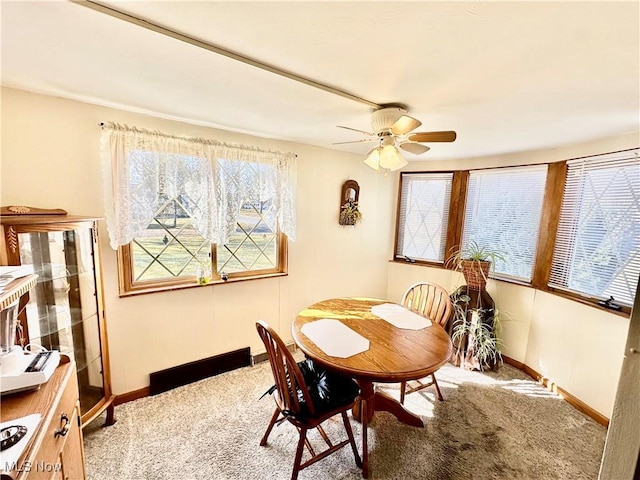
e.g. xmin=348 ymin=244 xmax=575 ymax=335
xmin=1 ymin=1 xmax=639 ymax=161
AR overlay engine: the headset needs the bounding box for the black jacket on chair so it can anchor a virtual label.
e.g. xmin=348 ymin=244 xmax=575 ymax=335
xmin=296 ymin=359 xmax=360 ymax=417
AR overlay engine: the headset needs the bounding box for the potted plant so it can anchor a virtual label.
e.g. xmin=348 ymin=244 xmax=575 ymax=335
xmin=450 ymin=293 xmax=505 ymax=370
xmin=447 ymin=240 xmax=506 ymax=370
xmin=339 ymin=198 xmax=362 ymax=226
xmin=446 ymin=240 xmax=505 ymax=290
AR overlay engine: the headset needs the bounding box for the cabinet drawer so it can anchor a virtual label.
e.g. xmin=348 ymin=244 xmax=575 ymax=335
xmin=27 ymin=374 xmax=79 ymax=479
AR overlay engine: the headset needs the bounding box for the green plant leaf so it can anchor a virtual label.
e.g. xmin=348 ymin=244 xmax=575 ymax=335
xmin=446 ymin=240 xmax=506 ymax=271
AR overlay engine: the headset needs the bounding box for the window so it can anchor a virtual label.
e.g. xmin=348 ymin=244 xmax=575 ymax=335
xmin=101 ymin=123 xmax=295 ymax=295
xmin=549 ymin=150 xmax=640 ymax=306
xmin=128 ymin=158 xmax=284 ymax=287
xmin=120 ymin=155 xmax=288 ymax=293
xmin=128 ymin=151 xmax=212 ymax=283
xmin=461 ymin=165 xmax=547 ymax=282
xmin=396 ymin=172 xmax=453 ymax=263
xmin=214 ymin=159 xmax=283 ymax=277
xmin=394 ymin=149 xmax=638 ymax=312
xmin=131 ymin=191 xmax=212 ymax=282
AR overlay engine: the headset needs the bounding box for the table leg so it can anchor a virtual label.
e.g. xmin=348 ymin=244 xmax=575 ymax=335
xmin=352 ymin=381 xmax=424 ymax=478
xmin=372 ymin=391 xmax=424 ymax=427
xmin=352 ymin=381 xmax=424 ymax=427
xmin=361 ymin=396 xmax=369 ymax=478
xmin=352 ymin=381 xmax=375 ymax=423
xmin=356 ymin=381 xmax=375 ymax=478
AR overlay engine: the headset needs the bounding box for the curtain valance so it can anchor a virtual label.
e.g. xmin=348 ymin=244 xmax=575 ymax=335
xmin=100 ymin=123 xmax=296 ymax=249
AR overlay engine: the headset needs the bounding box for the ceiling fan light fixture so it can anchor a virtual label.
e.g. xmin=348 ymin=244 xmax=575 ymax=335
xmin=363 ymin=147 xmax=381 ymax=171
xmin=379 ymin=145 xmax=407 ymax=171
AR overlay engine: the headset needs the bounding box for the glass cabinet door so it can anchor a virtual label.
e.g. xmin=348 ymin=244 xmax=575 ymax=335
xmin=19 ymin=227 xmax=105 ymax=417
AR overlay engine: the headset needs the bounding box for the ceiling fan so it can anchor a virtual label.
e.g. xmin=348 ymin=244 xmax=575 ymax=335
xmin=335 ymin=106 xmax=457 ymax=156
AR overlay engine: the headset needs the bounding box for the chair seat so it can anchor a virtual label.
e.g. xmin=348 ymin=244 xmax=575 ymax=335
xmin=296 ymin=359 xmax=360 ymax=418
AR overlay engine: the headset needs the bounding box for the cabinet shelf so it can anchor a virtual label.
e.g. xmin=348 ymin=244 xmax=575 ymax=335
xmin=29 ymin=262 xmax=92 ymax=282
xmin=23 ymin=305 xmax=97 ymax=340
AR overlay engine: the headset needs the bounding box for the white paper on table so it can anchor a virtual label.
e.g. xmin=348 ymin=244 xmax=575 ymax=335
xmin=301 ymin=319 xmax=370 ymax=358
xmin=371 ymin=303 xmax=432 ymax=330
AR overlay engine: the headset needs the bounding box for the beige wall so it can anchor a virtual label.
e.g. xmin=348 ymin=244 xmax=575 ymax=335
xmin=0 ymin=87 xmax=396 ymax=394
xmin=387 ymin=131 xmax=639 ymax=418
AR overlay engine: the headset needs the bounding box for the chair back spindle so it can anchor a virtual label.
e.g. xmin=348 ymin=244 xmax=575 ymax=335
xmin=256 ymin=320 xmax=316 ymax=417
xmin=402 ymin=282 xmax=452 ymax=327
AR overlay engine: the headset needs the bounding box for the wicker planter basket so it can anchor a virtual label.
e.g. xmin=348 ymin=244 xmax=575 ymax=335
xmin=460 ymin=260 xmax=491 ymax=290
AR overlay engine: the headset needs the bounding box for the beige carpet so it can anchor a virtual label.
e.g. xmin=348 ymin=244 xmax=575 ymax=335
xmin=83 ymin=359 xmax=606 ymax=480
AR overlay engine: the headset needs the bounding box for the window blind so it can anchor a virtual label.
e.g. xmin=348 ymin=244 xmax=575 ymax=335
xmin=549 ymin=149 xmax=640 ymax=306
xmin=397 ymin=172 xmax=453 ymax=263
xmin=462 ymin=165 xmax=548 ymax=281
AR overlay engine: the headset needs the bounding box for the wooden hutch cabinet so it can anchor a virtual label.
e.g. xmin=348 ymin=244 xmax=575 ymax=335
xmin=0 ymin=207 xmax=115 ymax=427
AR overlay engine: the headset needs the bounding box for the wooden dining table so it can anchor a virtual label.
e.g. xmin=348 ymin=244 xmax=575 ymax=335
xmin=291 ymin=297 xmax=453 ymax=478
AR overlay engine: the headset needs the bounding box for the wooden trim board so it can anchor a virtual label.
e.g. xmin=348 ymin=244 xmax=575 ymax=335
xmin=112 ymin=350 xmax=609 ymax=429
xmin=503 ymin=355 xmax=609 ymax=427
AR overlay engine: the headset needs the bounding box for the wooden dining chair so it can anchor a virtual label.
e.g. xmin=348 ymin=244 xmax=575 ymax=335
xmin=399 ymin=281 xmax=453 ymax=404
xmin=256 ymin=320 xmax=362 ymax=480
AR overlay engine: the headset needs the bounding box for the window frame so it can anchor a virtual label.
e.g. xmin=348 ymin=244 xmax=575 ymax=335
xmin=393 ymin=170 xmax=468 ymax=267
xmin=394 ymin=171 xmax=455 ymax=264
xmin=393 ymin=149 xmax=638 ymax=316
xmin=461 ymin=164 xmax=549 ymax=283
xmin=547 ymin=152 xmax=640 ymax=313
xmin=117 ymin=232 xmax=288 ymax=296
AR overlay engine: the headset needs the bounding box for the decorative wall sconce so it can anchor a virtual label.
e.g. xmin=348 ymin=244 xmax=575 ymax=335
xmin=339 ymin=180 xmax=362 ymax=226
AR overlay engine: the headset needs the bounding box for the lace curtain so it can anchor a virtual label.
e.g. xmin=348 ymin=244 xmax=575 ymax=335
xmin=100 ymin=123 xmax=296 ymax=249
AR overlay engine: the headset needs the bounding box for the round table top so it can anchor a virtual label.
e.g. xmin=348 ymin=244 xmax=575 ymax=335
xmin=292 ymin=297 xmax=454 ymax=383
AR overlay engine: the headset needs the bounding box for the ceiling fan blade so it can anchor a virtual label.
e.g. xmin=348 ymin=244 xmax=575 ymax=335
xmin=332 ymin=138 xmax=377 ymax=145
xmin=391 ymin=115 xmax=422 ymax=136
xmin=399 ymin=142 xmax=430 ymax=155
xmin=408 ymin=131 xmax=457 ymax=143
xmin=337 ymin=125 xmax=376 ymax=136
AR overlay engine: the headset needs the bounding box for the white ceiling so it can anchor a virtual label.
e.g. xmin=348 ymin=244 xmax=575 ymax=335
xmin=2 ymin=1 xmax=639 ymax=161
